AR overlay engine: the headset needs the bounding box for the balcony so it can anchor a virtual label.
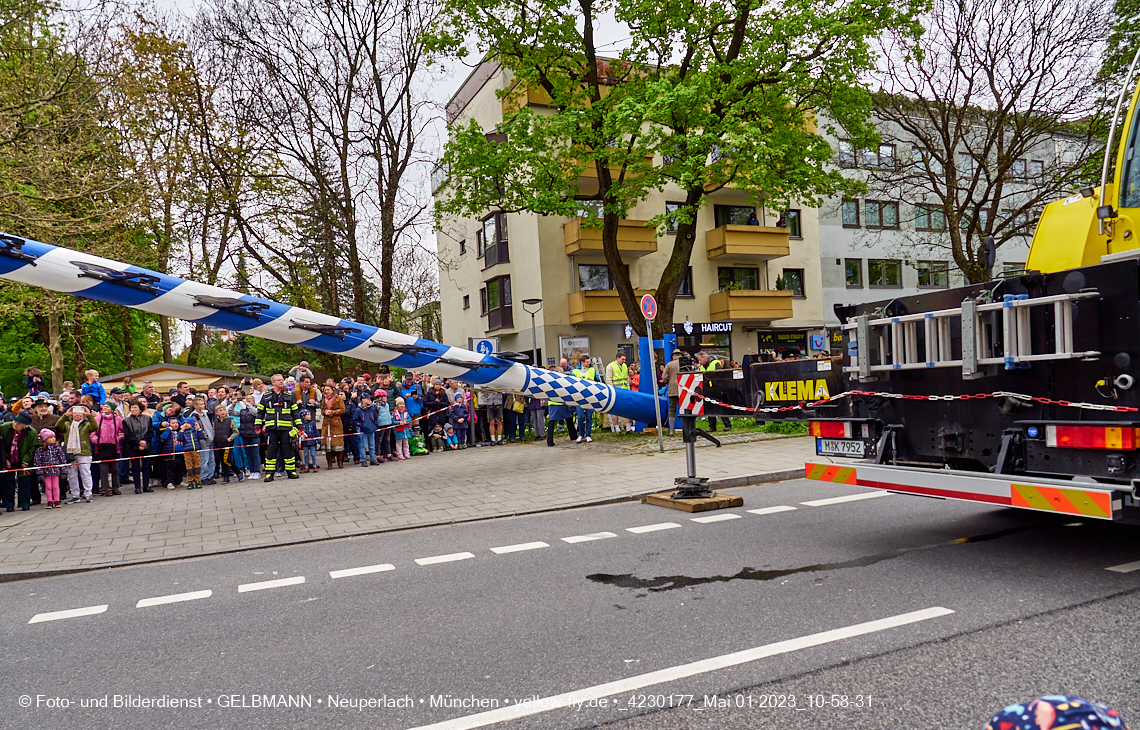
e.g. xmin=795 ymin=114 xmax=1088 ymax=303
xmin=709 ymin=289 xmax=794 ymax=321
xmin=564 ymin=218 xmax=657 ymax=257
xmin=706 ymin=225 xmax=790 ymax=260
xmin=569 ymin=289 xmax=655 ymax=324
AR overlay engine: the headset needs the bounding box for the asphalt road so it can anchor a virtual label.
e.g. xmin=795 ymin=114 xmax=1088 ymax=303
xmin=1 ymin=478 xmax=1138 ymax=730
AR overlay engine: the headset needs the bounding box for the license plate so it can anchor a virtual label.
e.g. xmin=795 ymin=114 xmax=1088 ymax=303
xmin=816 ymin=438 xmax=867 ymax=458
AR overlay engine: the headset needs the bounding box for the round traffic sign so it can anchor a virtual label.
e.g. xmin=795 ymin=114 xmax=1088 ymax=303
xmin=640 ymin=294 xmax=658 ymax=321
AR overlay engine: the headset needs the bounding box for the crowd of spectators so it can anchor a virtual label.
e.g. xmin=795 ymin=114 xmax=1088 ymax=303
xmin=0 ymin=354 xmax=683 ymax=513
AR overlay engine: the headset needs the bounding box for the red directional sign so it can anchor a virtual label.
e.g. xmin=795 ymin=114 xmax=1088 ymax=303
xmin=640 ymin=294 xmax=658 ymax=321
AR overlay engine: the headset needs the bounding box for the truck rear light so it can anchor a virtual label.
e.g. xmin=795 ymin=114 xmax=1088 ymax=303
xmin=1045 ymin=424 xmax=1139 ymax=450
xmin=810 ymin=421 xmax=852 ymax=438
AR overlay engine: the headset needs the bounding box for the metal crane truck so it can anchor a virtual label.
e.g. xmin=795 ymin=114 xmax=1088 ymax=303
xmin=687 ymin=54 xmax=1140 ymax=524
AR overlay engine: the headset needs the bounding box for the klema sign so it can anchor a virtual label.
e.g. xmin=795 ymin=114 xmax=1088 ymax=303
xmin=764 ymin=379 xmax=830 ymax=402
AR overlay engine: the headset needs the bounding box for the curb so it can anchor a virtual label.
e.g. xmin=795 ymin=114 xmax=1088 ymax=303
xmin=0 ymin=467 xmax=804 ymax=584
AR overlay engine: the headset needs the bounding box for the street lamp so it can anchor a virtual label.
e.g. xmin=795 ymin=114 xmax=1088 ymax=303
xmin=522 ymin=298 xmax=543 ymax=367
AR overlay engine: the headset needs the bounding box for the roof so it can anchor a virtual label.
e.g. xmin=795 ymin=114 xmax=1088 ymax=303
xmin=101 ymin=363 xmax=270 ymax=392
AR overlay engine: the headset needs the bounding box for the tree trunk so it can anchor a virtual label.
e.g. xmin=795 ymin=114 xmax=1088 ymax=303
xmin=653 ymin=187 xmax=705 ymax=338
xmin=122 ymin=307 xmax=134 ymax=370
xmin=48 ymin=310 xmax=63 ymax=392
xmin=73 ymin=302 xmax=85 ymax=382
xmin=159 ymin=315 xmax=173 ymax=363
xmin=186 ymin=322 xmax=205 ymax=366
xmin=378 ymin=191 xmax=396 ymax=329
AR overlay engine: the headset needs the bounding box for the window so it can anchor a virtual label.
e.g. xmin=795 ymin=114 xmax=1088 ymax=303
xmin=782 ymin=268 xmax=805 ymax=297
xmin=842 ymin=200 xmax=860 ymax=227
xmin=665 ymin=202 xmax=687 ymax=234
xmin=917 ymin=261 xmax=949 ymax=288
xmin=956 ymin=152 xmax=976 ymax=176
xmin=463 ymin=295 xmax=470 ymax=310
xmin=1002 ymin=209 xmax=1031 ymax=235
xmin=713 ymin=204 xmax=757 ymax=227
xmin=476 ymin=229 xmax=484 ymax=258
xmin=481 ymin=212 xmax=509 ymax=268
xmin=868 ymin=259 xmax=901 ymax=287
xmin=916 ymin=204 xmax=946 ymax=231
xmin=844 ymin=259 xmax=863 ymax=288
xmin=420 ymin=314 xmax=434 ymax=341
xmin=482 ymin=275 xmax=513 ymax=331
xmin=677 ymin=267 xmax=694 ymax=298
xmin=782 ymin=209 xmax=802 ymax=238
xmin=575 ymin=199 xmax=604 ymax=220
xmin=862 ymin=143 xmax=895 ymax=169
xmin=838 ymin=139 xmax=856 ymax=168
xmin=913 ymin=146 xmax=944 ymax=175
xmin=710 ymin=144 xmax=729 ymax=163
xmin=717 ymin=266 xmax=760 ymax=291
xmin=1002 ymin=262 xmax=1027 ymax=276
xmin=1009 ymin=159 xmax=1026 ymax=179
xmin=1030 ymin=159 xmax=1044 ymax=179
xmin=578 ymin=264 xmax=626 ymax=291
xmin=459 ymin=239 xmax=466 ymax=255
xmin=865 ymin=200 xmax=899 ymax=229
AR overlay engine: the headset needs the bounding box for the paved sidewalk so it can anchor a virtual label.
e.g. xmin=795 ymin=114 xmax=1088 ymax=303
xmin=0 ymin=435 xmax=815 ymax=577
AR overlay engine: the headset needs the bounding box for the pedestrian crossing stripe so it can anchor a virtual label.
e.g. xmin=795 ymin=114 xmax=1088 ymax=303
xmin=804 ymin=463 xmax=857 ymax=485
xmin=1010 ymin=483 xmax=1113 ymax=519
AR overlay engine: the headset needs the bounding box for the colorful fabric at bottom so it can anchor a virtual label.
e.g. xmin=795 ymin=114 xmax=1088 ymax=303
xmin=985 ymin=696 xmax=1128 ymax=730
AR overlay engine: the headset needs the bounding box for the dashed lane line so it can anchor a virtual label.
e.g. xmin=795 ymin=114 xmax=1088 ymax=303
xmin=136 ymin=590 xmax=212 ymax=608
xmin=801 ymin=491 xmax=891 ymax=507
xmin=1106 ymin=560 xmax=1140 ymax=573
xmin=415 ymin=552 xmax=476 ymax=566
xmin=690 ymin=513 xmax=742 ymax=524
xmin=489 ymin=542 xmax=549 ymax=554
xmin=29 ymin=605 xmax=108 ymax=624
xmin=405 ymin=606 xmax=956 ymax=730
xmin=237 ymin=576 xmax=306 ymax=593
xmin=747 ymin=505 xmax=798 ymax=516
xmin=329 ymin=564 xmax=395 ymax=579
xmin=561 ymin=532 xmax=618 ymax=544
xmin=626 ymin=522 xmax=682 ymax=534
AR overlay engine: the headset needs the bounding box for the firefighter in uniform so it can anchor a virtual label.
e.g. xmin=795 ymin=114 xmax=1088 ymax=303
xmin=256 ymin=373 xmax=301 ymax=481
xmin=606 ymin=353 xmax=632 ymax=433
xmin=696 ymin=351 xmax=731 ymax=432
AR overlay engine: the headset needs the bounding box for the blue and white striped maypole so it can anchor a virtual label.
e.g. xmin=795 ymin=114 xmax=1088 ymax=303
xmin=0 ymin=233 xmax=666 ymax=423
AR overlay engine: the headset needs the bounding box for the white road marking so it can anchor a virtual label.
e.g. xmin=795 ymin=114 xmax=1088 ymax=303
xmin=561 ymin=532 xmax=618 ymax=544
xmin=1106 ymin=559 xmax=1140 ymax=573
xmin=136 ymin=590 xmax=212 ymax=608
xmin=801 ymin=491 xmax=890 ymax=507
xmin=237 ymin=576 xmax=306 ymax=592
xmin=415 ymin=552 xmax=475 ymax=566
xmin=747 ymin=505 xmax=798 ymax=516
xmin=626 ymin=522 xmax=682 ymax=534
xmin=406 ymin=606 xmax=955 ymax=730
xmin=329 ymin=564 xmax=395 ymax=579
xmin=29 ymin=605 xmax=108 ymax=624
xmin=490 ymin=542 xmax=549 ymax=554
xmin=690 ymin=513 xmax=742 ymax=524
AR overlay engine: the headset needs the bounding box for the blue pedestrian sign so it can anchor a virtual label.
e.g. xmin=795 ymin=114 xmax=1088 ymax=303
xmin=640 ymin=294 xmax=658 ymax=321
xmin=473 ymin=339 xmax=495 ymax=355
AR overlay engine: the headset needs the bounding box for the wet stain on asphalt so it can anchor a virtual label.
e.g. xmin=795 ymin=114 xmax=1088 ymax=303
xmin=586 ymin=525 xmax=1035 ymax=593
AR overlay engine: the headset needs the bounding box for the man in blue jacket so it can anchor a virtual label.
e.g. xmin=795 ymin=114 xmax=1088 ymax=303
xmin=396 ymin=372 xmax=424 ymax=435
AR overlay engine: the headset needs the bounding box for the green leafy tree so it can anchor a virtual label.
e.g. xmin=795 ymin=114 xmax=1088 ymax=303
xmin=434 ymin=0 xmax=920 ymax=336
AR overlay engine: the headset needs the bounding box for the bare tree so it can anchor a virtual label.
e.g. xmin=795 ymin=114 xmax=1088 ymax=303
xmin=865 ymin=0 xmax=1108 ymax=282
xmin=198 ymin=0 xmax=438 ymax=333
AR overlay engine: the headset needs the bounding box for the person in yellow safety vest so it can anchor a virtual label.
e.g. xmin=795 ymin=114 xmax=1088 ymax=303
xmin=606 ymin=353 xmax=633 ymax=434
xmin=696 ymin=351 xmax=732 ymax=432
xmin=546 ymin=360 xmax=578 ymax=446
xmin=571 ymin=354 xmax=596 ymax=443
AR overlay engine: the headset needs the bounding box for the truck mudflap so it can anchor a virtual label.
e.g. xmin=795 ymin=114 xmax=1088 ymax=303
xmin=804 ymin=462 xmax=1139 ymax=522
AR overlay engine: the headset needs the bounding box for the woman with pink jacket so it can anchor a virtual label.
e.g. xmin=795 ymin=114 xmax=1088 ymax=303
xmin=91 ymin=402 xmax=124 ymax=496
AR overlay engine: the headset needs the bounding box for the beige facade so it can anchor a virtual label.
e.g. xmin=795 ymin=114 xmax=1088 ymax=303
xmin=435 ymin=62 xmax=827 ymax=368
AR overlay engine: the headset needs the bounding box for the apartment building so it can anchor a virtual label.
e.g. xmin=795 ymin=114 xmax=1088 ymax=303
xmin=434 ymin=61 xmax=830 ymax=366
xmin=817 ymin=119 xmax=1043 ymax=335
